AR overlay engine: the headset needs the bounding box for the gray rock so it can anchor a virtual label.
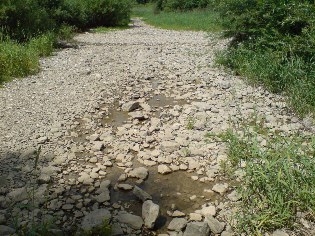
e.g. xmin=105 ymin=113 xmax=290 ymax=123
xmin=168 ymin=218 xmax=188 ymax=232
xmin=117 ymin=184 xmax=133 ymax=191
xmin=92 ymin=141 xmax=104 ymax=151
xmin=128 ymin=167 xmax=148 ymax=180
xmin=94 ymin=190 xmax=110 ymax=203
xmin=0 ymin=225 xmax=15 ymax=235
xmin=111 ymin=223 xmax=124 ymax=235
xmin=7 ymin=187 xmax=28 ymax=203
xmin=122 ymin=101 xmax=140 ymax=112
xmin=160 ymin=141 xmax=180 ymax=153
xmin=0 ymin=214 xmax=5 ymax=225
xmin=183 ymin=222 xmax=210 ymax=236
xmin=158 ymin=164 xmax=172 ymax=174
xmin=142 ymin=200 xmax=160 ymax=229
xmin=205 ymin=216 xmax=225 ymax=234
xmin=212 ymin=183 xmax=228 ymax=195
xmin=116 ymin=212 xmax=143 ymax=229
xmin=81 ymin=209 xmax=111 ymax=230
xmin=78 ymin=172 xmax=94 ymax=185
xmin=133 ymin=186 xmax=152 ymax=202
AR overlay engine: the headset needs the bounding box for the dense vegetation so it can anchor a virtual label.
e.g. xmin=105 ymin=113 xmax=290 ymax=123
xmin=0 ymin=0 xmax=132 ymax=83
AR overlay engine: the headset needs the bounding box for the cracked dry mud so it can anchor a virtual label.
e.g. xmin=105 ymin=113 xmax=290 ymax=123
xmin=0 ymin=19 xmax=314 ymax=235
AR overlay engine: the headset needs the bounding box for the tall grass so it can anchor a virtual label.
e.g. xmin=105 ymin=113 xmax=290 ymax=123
xmin=133 ymin=4 xmax=222 ymax=32
xmin=208 ymin=116 xmax=315 ymax=234
xmin=0 ymin=34 xmax=55 ymax=83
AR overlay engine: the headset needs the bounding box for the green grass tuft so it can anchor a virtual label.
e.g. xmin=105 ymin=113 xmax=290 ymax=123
xmin=132 ymin=4 xmax=222 ymax=32
xmin=210 ymin=116 xmax=315 ymax=234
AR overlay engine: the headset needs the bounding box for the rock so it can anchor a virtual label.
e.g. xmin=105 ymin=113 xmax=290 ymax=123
xmin=158 ymin=165 xmax=172 ymax=174
xmin=7 ymin=187 xmax=28 ymax=203
xmin=142 ymin=200 xmax=160 ymax=229
xmin=111 ymin=223 xmax=124 ymax=235
xmin=183 ymin=222 xmax=210 ymax=236
xmin=78 ymin=172 xmax=93 ymax=185
xmin=38 ymin=173 xmax=51 ymax=184
xmin=221 ymin=231 xmax=234 ymax=236
xmin=0 ymin=214 xmax=5 ymax=224
xmin=189 ymin=213 xmax=202 ymax=221
xmin=116 ymin=212 xmax=143 ymax=229
xmin=168 ymin=218 xmax=188 ymax=232
xmin=117 ymin=184 xmax=133 ymax=191
xmin=62 ymin=204 xmax=74 ymax=210
xmin=172 ymin=210 xmax=185 ymax=217
xmin=0 ymin=225 xmax=15 ymax=235
xmin=160 ymin=141 xmax=180 ymax=153
xmin=38 ymin=136 xmax=48 ymax=144
xmin=94 ymin=191 xmax=110 ymax=203
xmin=191 ymin=102 xmax=212 ymax=111
xmin=227 ymin=190 xmax=241 ymax=201
xmin=128 ymin=167 xmax=148 ymax=180
xmin=201 ymin=205 xmax=216 ymax=217
xmin=96 ymin=180 xmax=111 ymax=194
xmin=129 ymin=111 xmax=147 ymax=120
xmin=122 ymin=101 xmax=140 ymax=112
xmin=81 ymin=209 xmax=111 ymax=230
xmin=92 ymin=141 xmax=104 ymax=151
xmin=205 ymin=216 xmax=225 ymax=234
xmin=272 ymin=230 xmax=289 ymax=236
xmin=133 ymin=186 xmax=152 ymax=202
xmin=212 ymin=183 xmax=228 ymax=195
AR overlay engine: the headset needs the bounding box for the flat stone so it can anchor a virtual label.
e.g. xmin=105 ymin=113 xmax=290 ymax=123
xmin=172 ymin=210 xmax=185 ymax=217
xmin=201 ymin=205 xmax=216 ymax=217
xmin=0 ymin=225 xmax=15 ymax=235
xmin=94 ymin=190 xmax=110 ymax=203
xmin=78 ymin=172 xmax=93 ymax=185
xmin=227 ymin=190 xmax=241 ymax=201
xmin=189 ymin=213 xmax=202 ymax=221
xmin=62 ymin=204 xmax=74 ymax=210
xmin=183 ymin=222 xmax=210 ymax=236
xmin=128 ymin=167 xmax=148 ymax=180
xmin=92 ymin=141 xmax=104 ymax=151
xmin=168 ymin=218 xmax=188 ymax=232
xmin=160 ymin=141 xmax=180 ymax=153
xmin=205 ymin=216 xmax=225 ymax=234
xmin=133 ymin=186 xmax=152 ymax=202
xmin=117 ymin=184 xmax=133 ymax=191
xmin=81 ymin=209 xmax=111 ymax=230
xmin=7 ymin=187 xmax=28 ymax=202
xmin=212 ymin=183 xmax=228 ymax=195
xmin=142 ymin=200 xmax=160 ymax=229
xmin=111 ymin=223 xmax=124 ymax=235
xmin=122 ymin=101 xmax=140 ymax=112
xmin=158 ymin=164 xmax=172 ymax=174
xmin=116 ymin=212 xmax=143 ymax=229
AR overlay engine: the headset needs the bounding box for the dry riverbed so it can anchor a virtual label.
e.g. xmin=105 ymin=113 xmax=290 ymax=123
xmin=0 ymin=19 xmax=314 ymax=235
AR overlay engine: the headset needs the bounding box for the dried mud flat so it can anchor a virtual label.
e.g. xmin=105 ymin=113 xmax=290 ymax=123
xmin=0 ymin=19 xmax=314 ymax=235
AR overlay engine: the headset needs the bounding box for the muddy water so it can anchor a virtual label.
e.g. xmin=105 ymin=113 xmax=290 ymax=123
xmin=106 ymin=164 xmax=219 ymax=232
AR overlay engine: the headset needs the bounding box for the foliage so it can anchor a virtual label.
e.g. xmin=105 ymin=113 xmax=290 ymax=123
xmin=215 ymin=0 xmax=315 ymax=115
xmin=211 ymin=117 xmax=315 ymax=234
xmin=154 ymin=0 xmax=212 ymax=11
xmin=133 ymin=3 xmax=222 ymax=31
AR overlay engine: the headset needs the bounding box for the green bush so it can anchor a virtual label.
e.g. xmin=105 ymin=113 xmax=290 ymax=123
xmin=215 ymin=0 xmax=315 ymax=115
xmin=154 ymin=0 xmax=212 ymax=11
xmin=0 ymin=41 xmax=39 ymax=82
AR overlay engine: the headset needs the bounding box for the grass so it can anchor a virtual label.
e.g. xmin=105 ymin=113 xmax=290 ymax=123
xmin=216 ymin=47 xmax=315 ymax=116
xmin=207 ymin=115 xmax=315 ymax=234
xmin=132 ymin=4 xmax=222 ymax=32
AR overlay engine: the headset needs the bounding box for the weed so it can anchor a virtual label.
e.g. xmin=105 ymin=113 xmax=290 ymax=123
xmin=210 ymin=117 xmax=315 ymax=234
xmin=186 ymin=116 xmax=196 ymax=130
xmin=132 ymin=4 xmax=222 ymax=32
xmin=78 ymin=219 xmax=111 ymax=236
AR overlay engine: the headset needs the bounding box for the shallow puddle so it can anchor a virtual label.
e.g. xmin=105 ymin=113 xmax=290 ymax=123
xmin=106 ymin=164 xmax=220 ymax=232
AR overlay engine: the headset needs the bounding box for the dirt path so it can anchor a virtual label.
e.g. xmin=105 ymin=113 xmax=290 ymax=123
xmin=0 ymin=19 xmax=312 ymax=235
